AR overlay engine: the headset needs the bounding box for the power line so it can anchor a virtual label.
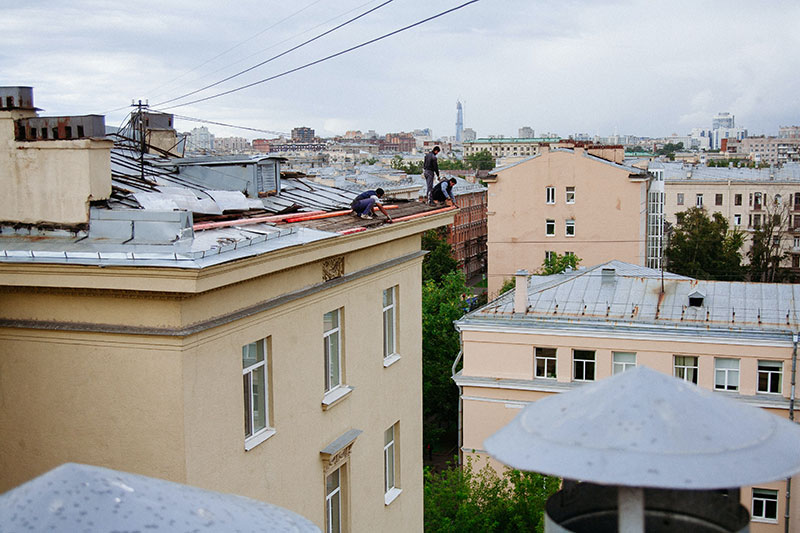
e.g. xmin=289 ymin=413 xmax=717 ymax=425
xmin=165 ymin=113 xmax=289 ymax=137
xmin=154 ymin=0 xmax=385 ymax=102
xmin=153 ymin=0 xmax=394 ymax=107
xmin=159 ymin=0 xmax=481 ymax=110
xmin=143 ymin=0 xmax=327 ymax=99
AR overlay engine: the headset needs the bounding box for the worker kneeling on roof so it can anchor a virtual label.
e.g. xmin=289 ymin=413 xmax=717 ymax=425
xmin=350 ymin=188 xmax=393 ymax=222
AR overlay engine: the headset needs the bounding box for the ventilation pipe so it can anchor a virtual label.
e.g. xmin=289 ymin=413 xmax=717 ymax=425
xmin=514 ymin=269 xmax=529 ymax=314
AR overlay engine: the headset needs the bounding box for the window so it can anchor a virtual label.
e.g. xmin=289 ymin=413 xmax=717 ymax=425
xmin=758 ymin=360 xmax=783 ymax=394
xmin=326 ymin=468 xmax=343 ymax=533
xmin=324 ymin=309 xmax=342 ymax=392
xmin=546 ymin=186 xmax=555 ymax=204
xmin=544 ymin=251 xmax=555 ymax=262
xmin=677 ymin=193 xmax=684 ymax=206
xmin=612 ymin=352 xmax=636 ymax=374
xmin=735 ymin=193 xmax=742 ymax=206
xmin=535 ymin=347 xmax=557 ymax=379
xmin=696 ymin=193 xmax=703 ymax=207
xmin=383 ymin=287 xmax=398 ymax=364
xmin=754 ymin=192 xmax=763 ymax=210
xmin=566 ymin=186 xmax=575 ymax=204
xmin=773 ymin=235 xmax=781 ymax=245
xmin=753 ymin=213 xmax=761 ymax=228
xmin=573 ymin=350 xmax=595 ymax=381
xmin=565 ymin=219 xmax=575 ymax=237
xmin=545 ymin=219 xmax=555 ymax=236
xmin=752 ymin=488 xmax=778 ymax=522
xmin=674 ymin=355 xmax=698 ymax=384
xmin=734 ymin=214 xmax=741 ymax=226
xmin=715 ymin=193 xmax=723 ymax=206
xmin=243 ymin=339 xmax=272 ymax=449
xmin=794 ymin=236 xmax=800 ymax=249
xmin=384 ymin=424 xmax=402 ymax=504
xmin=714 ymin=358 xmax=739 ymax=391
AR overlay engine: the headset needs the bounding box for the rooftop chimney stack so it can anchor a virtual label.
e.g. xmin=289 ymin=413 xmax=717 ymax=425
xmin=514 ymin=269 xmax=529 ymax=314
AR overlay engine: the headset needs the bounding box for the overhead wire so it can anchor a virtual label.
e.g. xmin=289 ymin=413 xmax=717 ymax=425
xmin=143 ymin=0 xmax=327 ymax=99
xmin=158 ymin=0 xmax=482 ymax=110
xmin=152 ymin=0 xmax=394 ymax=107
xmin=161 ymin=113 xmax=288 ymax=137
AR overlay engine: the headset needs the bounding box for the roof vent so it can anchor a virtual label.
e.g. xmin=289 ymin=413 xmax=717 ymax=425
xmin=686 ymin=170 xmax=692 ymax=179
xmin=688 ymin=290 xmax=705 ymax=307
xmin=601 ymin=267 xmax=616 ymax=281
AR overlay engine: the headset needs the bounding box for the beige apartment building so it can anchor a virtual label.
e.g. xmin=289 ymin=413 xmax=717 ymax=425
xmin=463 ymin=136 xmax=560 ymax=159
xmin=652 ymin=161 xmax=800 ymax=270
xmin=454 ymin=261 xmax=800 ymax=531
xmin=485 ymin=144 xmax=650 ymax=295
xmin=0 ymin=87 xmax=453 ymax=532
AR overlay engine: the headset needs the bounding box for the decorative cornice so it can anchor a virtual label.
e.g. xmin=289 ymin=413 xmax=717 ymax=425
xmin=0 ymin=250 xmax=425 ymax=337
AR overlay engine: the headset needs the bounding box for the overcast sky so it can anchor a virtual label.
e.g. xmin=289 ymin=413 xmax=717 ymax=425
xmin=4 ymin=0 xmax=799 ymax=140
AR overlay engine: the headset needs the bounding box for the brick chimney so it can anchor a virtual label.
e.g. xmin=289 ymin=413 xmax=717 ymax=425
xmin=0 ymin=86 xmax=112 ymax=226
xmin=514 ymin=269 xmax=529 ymax=314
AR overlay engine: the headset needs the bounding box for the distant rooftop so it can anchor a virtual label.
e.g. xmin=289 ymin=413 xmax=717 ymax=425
xmin=465 ymin=137 xmax=561 ymax=144
xmin=652 ymin=161 xmax=800 ymax=182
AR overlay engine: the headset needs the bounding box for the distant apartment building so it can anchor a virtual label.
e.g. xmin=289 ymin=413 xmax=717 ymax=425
xmin=650 ymin=161 xmax=800 ymax=270
xmin=727 ymin=136 xmax=800 ymax=165
xmin=0 ymin=87 xmax=453 ymax=532
xmin=691 ymin=112 xmax=748 ymax=150
xmin=779 ymin=126 xmax=800 ymax=139
xmin=291 ymin=126 xmax=314 ymax=143
xmin=442 ymin=177 xmax=488 ymax=281
xmin=454 ymin=261 xmax=800 ymax=532
xmin=187 ymin=126 xmax=214 ymax=152
xmin=484 ymin=144 xmax=649 ymax=295
xmin=518 ymin=126 xmax=534 ymax=138
xmin=382 ymin=132 xmax=416 ymax=153
xmin=462 ymin=128 xmax=476 ymax=142
xmin=214 ymin=136 xmax=250 ymax=153
xmin=463 ymin=136 xmax=560 ymax=159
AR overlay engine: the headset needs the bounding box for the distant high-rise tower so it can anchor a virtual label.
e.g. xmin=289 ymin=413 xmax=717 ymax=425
xmin=712 ymin=112 xmax=735 ymax=130
xmin=518 ymin=126 xmax=534 ymax=138
xmin=455 ymin=101 xmax=464 ymax=143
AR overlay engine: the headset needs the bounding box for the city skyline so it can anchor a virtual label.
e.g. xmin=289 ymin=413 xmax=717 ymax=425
xmin=4 ymin=0 xmax=799 ymax=140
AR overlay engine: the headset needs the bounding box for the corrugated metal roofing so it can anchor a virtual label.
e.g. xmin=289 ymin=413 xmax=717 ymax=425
xmin=465 ymin=260 xmax=800 ymax=334
xmin=655 ymin=161 xmax=800 ymax=182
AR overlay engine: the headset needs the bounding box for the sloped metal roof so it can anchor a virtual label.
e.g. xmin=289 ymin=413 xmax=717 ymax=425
xmin=459 ymin=260 xmax=800 ymax=336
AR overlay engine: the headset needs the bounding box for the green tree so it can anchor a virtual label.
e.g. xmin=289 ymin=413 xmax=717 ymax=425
xmin=656 ymin=142 xmax=684 ymax=156
xmin=439 ymin=158 xmax=468 ymax=170
xmin=425 ymin=457 xmax=560 ymax=532
xmin=465 ymin=149 xmax=495 ymax=170
xmin=665 ymin=207 xmax=745 ymax=280
xmin=422 ymin=270 xmax=468 ymax=448
xmin=390 ymin=154 xmax=423 ymax=174
xmin=539 ymin=253 xmax=581 ymax=275
xmin=748 ymin=199 xmax=790 ymax=282
xmin=422 ymin=229 xmax=459 ymax=284
xmin=362 ymin=156 xmax=378 ymax=165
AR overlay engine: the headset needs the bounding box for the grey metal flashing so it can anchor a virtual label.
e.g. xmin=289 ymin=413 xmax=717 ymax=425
xmin=491 ymin=154 xmax=541 ymax=173
xmin=0 ymin=250 xmax=426 ymax=337
xmin=321 ymin=429 xmax=362 ymax=456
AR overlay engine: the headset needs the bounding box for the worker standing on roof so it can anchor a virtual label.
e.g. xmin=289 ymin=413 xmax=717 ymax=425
xmin=431 ymin=177 xmax=459 ymax=208
xmin=350 ymin=188 xmax=393 ymax=222
xmin=423 ymin=146 xmax=441 ymax=205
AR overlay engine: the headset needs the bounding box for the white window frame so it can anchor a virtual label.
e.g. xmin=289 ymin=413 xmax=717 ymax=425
xmin=794 ymin=236 xmax=800 ymax=249
xmin=674 ymin=355 xmax=698 ymax=384
xmin=535 ymin=347 xmax=557 ymax=379
xmin=696 ymin=193 xmax=703 ymax=207
xmin=545 ymin=219 xmax=555 ymax=236
xmin=573 ymin=350 xmax=595 ymax=382
xmin=383 ymin=287 xmax=400 ymax=367
xmin=546 ymin=186 xmax=555 ymax=204
xmin=758 ymin=360 xmax=783 ymax=394
xmin=734 ymin=213 xmax=742 ymax=226
xmin=565 ymin=219 xmax=575 ymax=237
xmin=324 ymin=309 xmax=342 ymax=392
xmin=612 ymin=352 xmax=636 ymax=374
xmin=243 ymin=339 xmax=274 ymax=450
xmin=384 ymin=424 xmax=402 ymax=504
xmin=677 ymin=193 xmax=684 ymax=206
xmin=752 ymin=488 xmax=779 ymax=523
xmin=544 ymin=251 xmax=555 ymax=262
xmin=566 ymin=186 xmax=575 ymax=204
xmin=714 ymin=358 xmax=739 ymax=391
xmin=326 ymin=468 xmax=342 ymax=533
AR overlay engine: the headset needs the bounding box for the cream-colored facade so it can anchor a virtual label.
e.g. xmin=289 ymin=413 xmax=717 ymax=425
xmin=455 ymin=262 xmax=800 ymax=532
xmin=0 ymin=87 xmax=450 ymax=532
xmin=656 ymin=162 xmax=800 ymax=270
xmin=486 ymin=145 xmax=650 ymax=295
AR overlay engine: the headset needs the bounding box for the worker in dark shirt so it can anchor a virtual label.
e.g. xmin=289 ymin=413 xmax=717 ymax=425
xmin=431 ymin=178 xmax=459 ymax=208
xmin=423 ymin=146 xmax=441 ymax=204
xmin=350 ymin=188 xmax=393 ymax=222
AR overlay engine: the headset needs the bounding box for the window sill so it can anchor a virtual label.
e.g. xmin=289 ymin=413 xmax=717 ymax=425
xmin=383 ymin=353 xmax=402 ymax=368
xmin=322 ymin=385 xmax=354 ymax=410
xmin=751 ymin=518 xmax=778 ymax=524
xmin=384 ymin=487 xmax=402 ymax=506
xmin=244 ymin=428 xmax=276 ymax=451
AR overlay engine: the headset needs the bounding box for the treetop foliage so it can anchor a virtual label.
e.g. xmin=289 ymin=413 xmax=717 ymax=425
xmin=665 ymin=207 xmax=744 ymax=280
